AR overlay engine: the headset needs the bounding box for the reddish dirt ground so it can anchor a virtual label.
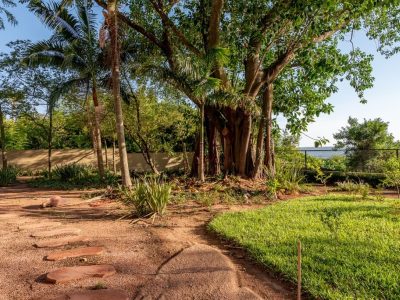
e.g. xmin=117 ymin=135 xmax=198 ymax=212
xmin=0 ymin=183 xmax=297 ymax=300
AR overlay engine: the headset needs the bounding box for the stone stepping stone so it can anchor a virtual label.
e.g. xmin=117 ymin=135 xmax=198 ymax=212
xmin=31 ymin=227 xmax=81 ymax=238
xmin=33 ymin=236 xmax=90 ymax=248
xmin=45 ymin=246 xmax=105 ymax=261
xmin=19 ymin=221 xmax=62 ymax=230
xmin=135 ymin=244 xmax=263 ymax=299
xmin=45 ymin=265 xmax=116 ymax=284
xmin=53 ymin=289 xmax=129 ymax=300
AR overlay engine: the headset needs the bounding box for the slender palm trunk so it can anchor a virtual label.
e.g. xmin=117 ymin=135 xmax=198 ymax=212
xmin=199 ymin=102 xmax=205 ymax=182
xmin=0 ymin=105 xmax=7 ymax=169
xmin=91 ymin=81 xmax=105 ymax=178
xmin=108 ymin=0 xmax=132 ymax=187
xmin=48 ymin=104 xmax=53 ymax=178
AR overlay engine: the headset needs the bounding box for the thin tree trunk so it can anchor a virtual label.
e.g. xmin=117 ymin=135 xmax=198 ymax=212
xmin=91 ymin=81 xmax=105 ymax=178
xmin=85 ymin=97 xmax=97 ymax=154
xmin=253 ymin=83 xmax=273 ymax=178
xmin=238 ymin=112 xmax=251 ymax=176
xmin=264 ymin=83 xmax=275 ymax=177
xmin=112 ymin=137 xmax=117 ymax=173
xmin=182 ymin=141 xmax=190 ymax=174
xmin=0 ymin=105 xmax=7 ymax=169
xmin=48 ymin=104 xmax=53 ymax=178
xmin=199 ymin=102 xmax=205 ymax=182
xmin=108 ymin=0 xmax=132 ymax=187
xmin=104 ymin=139 xmax=108 ymax=169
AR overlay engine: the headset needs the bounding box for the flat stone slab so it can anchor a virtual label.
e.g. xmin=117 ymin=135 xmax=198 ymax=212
xmin=18 ymin=221 xmax=62 ymax=230
xmin=53 ymin=289 xmax=129 ymax=300
xmin=45 ymin=265 xmax=116 ymax=284
xmin=135 ymin=244 xmax=262 ymax=300
xmin=45 ymin=246 xmax=104 ymax=261
xmin=31 ymin=227 xmax=81 ymax=238
xmin=33 ymin=236 xmax=90 ymax=248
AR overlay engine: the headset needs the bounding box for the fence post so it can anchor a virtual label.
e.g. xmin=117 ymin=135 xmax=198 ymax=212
xmin=304 ymin=151 xmax=308 ymax=170
xmin=297 ymin=240 xmax=302 ymax=300
xmin=396 ymin=149 xmax=399 ymax=159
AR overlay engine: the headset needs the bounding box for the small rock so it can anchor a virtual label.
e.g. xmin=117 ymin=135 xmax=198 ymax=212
xmin=42 ymin=195 xmax=66 ymax=208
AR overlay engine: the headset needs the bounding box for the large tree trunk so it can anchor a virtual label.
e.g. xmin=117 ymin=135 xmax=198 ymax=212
xmin=108 ymin=0 xmax=132 ymax=188
xmin=199 ymin=102 xmax=205 ymax=182
xmin=206 ymin=111 xmax=220 ymax=176
xmin=91 ymin=81 xmax=105 ymax=178
xmin=218 ymin=107 xmax=254 ymax=177
xmin=0 ymin=105 xmax=7 ymax=169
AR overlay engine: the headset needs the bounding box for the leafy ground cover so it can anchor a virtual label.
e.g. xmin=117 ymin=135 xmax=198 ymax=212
xmin=209 ymin=195 xmax=400 ymax=299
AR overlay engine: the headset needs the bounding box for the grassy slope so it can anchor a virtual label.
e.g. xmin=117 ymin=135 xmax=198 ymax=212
xmin=209 ymin=195 xmax=400 ymax=299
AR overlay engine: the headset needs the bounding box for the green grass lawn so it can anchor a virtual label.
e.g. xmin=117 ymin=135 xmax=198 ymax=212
xmin=209 ymin=195 xmax=400 ymax=299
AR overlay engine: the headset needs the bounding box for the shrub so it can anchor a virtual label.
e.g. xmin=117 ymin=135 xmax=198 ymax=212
xmin=336 ymin=180 xmax=370 ymax=199
xmin=52 ymin=163 xmax=92 ymax=182
xmin=382 ymin=157 xmax=400 ymax=198
xmin=274 ymin=158 xmax=304 ymax=193
xmin=121 ymin=177 xmax=171 ymax=216
xmin=322 ymin=155 xmax=347 ymax=172
xmin=304 ymin=169 xmax=384 ymax=187
xmin=0 ymin=165 xmax=20 ymax=186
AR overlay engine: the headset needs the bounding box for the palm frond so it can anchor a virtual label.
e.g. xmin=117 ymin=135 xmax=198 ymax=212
xmin=27 ymin=0 xmax=81 ymax=41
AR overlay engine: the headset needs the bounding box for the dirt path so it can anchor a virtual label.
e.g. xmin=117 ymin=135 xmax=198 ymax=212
xmin=0 ymin=184 xmax=296 ymax=300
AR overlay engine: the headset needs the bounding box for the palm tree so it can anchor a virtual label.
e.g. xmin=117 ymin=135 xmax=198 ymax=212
xmin=106 ymin=0 xmax=131 ymax=187
xmin=25 ymin=0 xmax=106 ymax=178
xmin=0 ymin=0 xmax=16 ymax=30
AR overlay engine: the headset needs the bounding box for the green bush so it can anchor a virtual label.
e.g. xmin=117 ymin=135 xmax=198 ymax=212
xmin=382 ymin=157 xmax=400 ymax=198
xmin=322 ymin=155 xmax=347 ymax=172
xmin=52 ymin=163 xmax=92 ymax=182
xmin=274 ymin=158 xmax=304 ymax=193
xmin=29 ymin=164 xmax=119 ymax=189
xmin=304 ymin=169 xmax=384 ymax=187
xmin=0 ymin=165 xmax=20 ymax=186
xmin=121 ymin=177 xmax=171 ymax=216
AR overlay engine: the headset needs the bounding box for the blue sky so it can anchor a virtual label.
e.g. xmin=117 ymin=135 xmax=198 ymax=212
xmin=1 ymin=3 xmax=399 ymax=147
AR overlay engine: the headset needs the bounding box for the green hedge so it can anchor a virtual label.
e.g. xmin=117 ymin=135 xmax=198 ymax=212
xmin=303 ymin=169 xmax=385 ymax=187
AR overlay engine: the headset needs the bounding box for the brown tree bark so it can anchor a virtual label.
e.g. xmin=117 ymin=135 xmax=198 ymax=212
xmin=47 ymin=104 xmax=53 ymax=178
xmin=91 ymin=81 xmax=105 ymax=178
xmin=264 ymin=83 xmax=275 ymax=177
xmin=252 ymin=83 xmax=273 ymax=178
xmin=206 ymin=112 xmax=220 ymax=176
xmin=108 ymin=0 xmax=132 ymax=188
xmin=0 ymin=105 xmax=7 ymax=169
xmin=199 ymin=102 xmax=205 ymax=182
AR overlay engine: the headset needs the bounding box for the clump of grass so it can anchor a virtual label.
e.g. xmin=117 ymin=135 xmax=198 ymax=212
xmin=29 ymin=163 xmax=119 ymax=189
xmin=121 ymin=177 xmax=171 ymax=217
xmin=209 ymin=195 xmax=400 ymax=300
xmin=91 ymin=282 xmax=107 ymax=290
xmin=0 ymin=165 xmax=20 ymax=186
xmin=336 ymin=180 xmax=370 ymax=199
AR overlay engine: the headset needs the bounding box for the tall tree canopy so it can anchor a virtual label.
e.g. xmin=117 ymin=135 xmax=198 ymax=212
xmin=90 ymin=0 xmax=400 ymax=178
